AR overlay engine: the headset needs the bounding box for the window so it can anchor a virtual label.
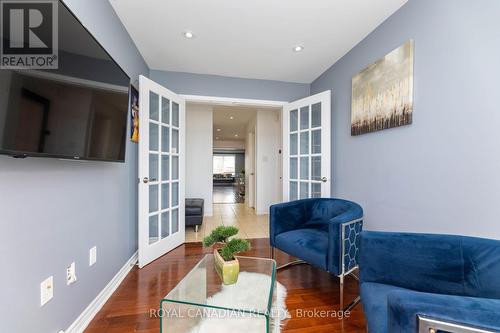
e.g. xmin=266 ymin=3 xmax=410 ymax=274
xmin=213 ymin=155 xmax=235 ymax=175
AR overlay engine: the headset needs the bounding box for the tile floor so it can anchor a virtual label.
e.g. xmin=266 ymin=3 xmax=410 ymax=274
xmin=185 ymin=203 xmax=269 ymax=242
xmin=212 ymin=185 xmax=244 ymax=203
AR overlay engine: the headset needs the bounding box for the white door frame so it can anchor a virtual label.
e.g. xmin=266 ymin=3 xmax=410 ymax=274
xmin=181 ymin=94 xmax=287 ymax=108
xmin=247 ymin=131 xmax=256 ymax=208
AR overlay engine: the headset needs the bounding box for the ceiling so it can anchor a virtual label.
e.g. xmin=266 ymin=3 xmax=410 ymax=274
xmin=109 ymin=0 xmax=407 ymax=83
xmin=211 ymin=106 xmax=257 ymax=142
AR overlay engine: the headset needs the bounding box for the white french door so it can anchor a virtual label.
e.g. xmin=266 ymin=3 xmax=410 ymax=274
xmin=282 ymin=91 xmax=331 ymax=201
xmin=138 ymin=75 xmax=185 ymax=268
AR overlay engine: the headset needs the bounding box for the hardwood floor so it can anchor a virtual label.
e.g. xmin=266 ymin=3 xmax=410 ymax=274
xmin=85 ymin=239 xmax=366 ymax=333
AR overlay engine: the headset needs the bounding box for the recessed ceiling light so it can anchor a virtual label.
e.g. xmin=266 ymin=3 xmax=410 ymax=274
xmin=234 ymin=134 xmax=239 ymax=137
xmin=216 ymin=128 xmax=221 ymax=132
xmin=293 ymin=45 xmax=304 ymax=52
xmin=183 ymin=31 xmax=194 ymax=39
xmin=229 ymin=116 xmax=234 ymax=120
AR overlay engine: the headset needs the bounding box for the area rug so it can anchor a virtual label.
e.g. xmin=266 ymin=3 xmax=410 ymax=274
xmin=188 ymin=272 xmax=289 ymax=333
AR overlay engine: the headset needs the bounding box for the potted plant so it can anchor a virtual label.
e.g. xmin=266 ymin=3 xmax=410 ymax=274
xmin=203 ymin=226 xmax=251 ymax=285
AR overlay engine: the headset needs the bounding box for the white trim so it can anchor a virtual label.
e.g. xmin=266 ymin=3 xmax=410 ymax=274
xmin=181 ymin=94 xmax=287 ymax=108
xmin=65 ymin=251 xmax=138 ymax=333
xmin=14 ymin=70 xmax=129 ymax=93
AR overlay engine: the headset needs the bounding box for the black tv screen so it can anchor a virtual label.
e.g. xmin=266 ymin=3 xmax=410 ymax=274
xmin=0 ymin=1 xmax=130 ymax=162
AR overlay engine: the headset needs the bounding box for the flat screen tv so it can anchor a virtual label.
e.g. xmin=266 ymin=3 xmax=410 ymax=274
xmin=0 ymin=1 xmax=130 ymax=162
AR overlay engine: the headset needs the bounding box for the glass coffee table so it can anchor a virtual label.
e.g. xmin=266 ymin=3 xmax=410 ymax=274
xmin=161 ymin=254 xmax=277 ymax=332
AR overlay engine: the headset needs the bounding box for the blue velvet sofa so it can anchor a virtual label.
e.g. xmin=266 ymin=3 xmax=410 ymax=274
xmin=270 ymin=198 xmax=363 ymax=311
xmin=360 ymin=231 xmax=500 ymax=333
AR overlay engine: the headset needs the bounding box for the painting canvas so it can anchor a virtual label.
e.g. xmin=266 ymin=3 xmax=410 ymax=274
xmin=130 ymin=85 xmax=139 ymax=142
xmin=351 ymin=40 xmax=414 ymax=136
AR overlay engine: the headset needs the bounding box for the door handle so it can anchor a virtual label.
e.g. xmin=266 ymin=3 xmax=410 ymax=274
xmin=143 ymin=177 xmax=157 ymax=184
xmin=321 ymin=177 xmax=328 ymax=183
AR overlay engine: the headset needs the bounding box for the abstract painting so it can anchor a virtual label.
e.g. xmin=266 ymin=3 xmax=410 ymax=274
xmin=351 ymin=40 xmax=414 ymax=136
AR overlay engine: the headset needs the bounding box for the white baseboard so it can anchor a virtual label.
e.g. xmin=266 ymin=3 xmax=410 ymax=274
xmin=65 ymin=251 xmax=138 ymax=333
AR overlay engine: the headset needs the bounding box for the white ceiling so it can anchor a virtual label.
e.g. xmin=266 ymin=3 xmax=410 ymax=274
xmin=211 ymin=106 xmax=257 ymax=142
xmin=109 ymin=0 xmax=407 ymax=83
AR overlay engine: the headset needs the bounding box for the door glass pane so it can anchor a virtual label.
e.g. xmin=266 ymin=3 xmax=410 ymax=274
xmin=149 ymin=91 xmax=159 ymax=121
xmin=300 ymin=157 xmax=309 ymax=180
xmin=172 ymin=182 xmax=179 ymax=207
xmin=300 ymin=182 xmax=309 ymax=199
xmin=312 ymin=129 xmax=321 ymax=154
xmin=312 ymin=102 xmax=321 ymax=128
xmin=172 ymin=102 xmax=179 ymax=127
xmin=312 ymin=183 xmax=321 ymax=198
xmin=150 ymin=123 xmax=159 ymax=151
xmin=290 ymin=133 xmax=298 ymax=155
xmin=300 ymin=131 xmax=309 ymax=155
xmin=161 ymin=155 xmax=170 ymax=180
xmin=290 ymin=157 xmax=298 ymax=179
xmin=149 ymin=184 xmax=158 ymax=212
xmin=161 ymin=97 xmax=170 ymax=124
xmin=172 ymin=156 xmax=179 ymax=180
xmin=161 ymin=126 xmax=170 ymax=152
xmin=149 ymin=214 xmax=159 ymax=244
xmin=312 ymin=156 xmax=321 ymax=181
xmin=161 ymin=183 xmax=170 ymax=209
xmin=300 ymin=106 xmax=309 ymax=130
xmin=161 ymin=212 xmax=170 ymax=239
xmin=290 ymin=109 xmax=298 ymax=132
xmin=172 ymin=209 xmax=179 ymax=234
xmin=172 ymin=129 xmax=179 ymax=154
xmin=149 ymin=153 xmax=158 ymax=181
xmin=290 ymin=181 xmax=298 ymax=201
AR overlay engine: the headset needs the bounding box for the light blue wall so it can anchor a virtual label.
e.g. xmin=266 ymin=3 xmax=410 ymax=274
xmin=0 ymin=1 xmax=148 ymax=332
xmin=311 ymin=0 xmax=500 ymax=239
xmin=150 ymin=70 xmax=310 ymax=101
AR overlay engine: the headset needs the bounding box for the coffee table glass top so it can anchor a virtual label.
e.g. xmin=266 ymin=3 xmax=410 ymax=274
xmin=162 ymin=254 xmax=277 ymax=314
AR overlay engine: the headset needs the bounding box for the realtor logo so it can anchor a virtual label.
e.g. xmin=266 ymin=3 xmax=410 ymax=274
xmin=1 ymin=0 xmax=58 ymax=69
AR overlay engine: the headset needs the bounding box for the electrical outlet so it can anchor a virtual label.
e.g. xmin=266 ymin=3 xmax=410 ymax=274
xmin=40 ymin=276 xmax=53 ymax=306
xmin=89 ymin=246 xmax=97 ymax=266
xmin=66 ymin=262 xmax=77 ymax=285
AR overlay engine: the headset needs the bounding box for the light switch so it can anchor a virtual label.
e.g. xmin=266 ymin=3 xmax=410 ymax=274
xmin=66 ymin=262 xmax=77 ymax=285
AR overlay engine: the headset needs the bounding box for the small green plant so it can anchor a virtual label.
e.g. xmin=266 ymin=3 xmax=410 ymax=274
xmin=203 ymin=226 xmax=251 ymax=261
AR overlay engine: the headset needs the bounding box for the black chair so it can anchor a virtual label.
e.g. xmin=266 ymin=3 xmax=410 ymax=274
xmin=185 ymin=198 xmax=204 ymax=232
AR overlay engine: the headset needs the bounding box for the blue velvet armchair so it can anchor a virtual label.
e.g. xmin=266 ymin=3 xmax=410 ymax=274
xmin=270 ymin=198 xmax=363 ymax=311
xmin=360 ymin=231 xmax=500 ymax=333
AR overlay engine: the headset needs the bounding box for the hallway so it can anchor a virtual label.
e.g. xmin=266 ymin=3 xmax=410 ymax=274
xmin=185 ymin=203 xmax=269 ymax=242
xmin=213 ymin=185 xmax=244 ymax=204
